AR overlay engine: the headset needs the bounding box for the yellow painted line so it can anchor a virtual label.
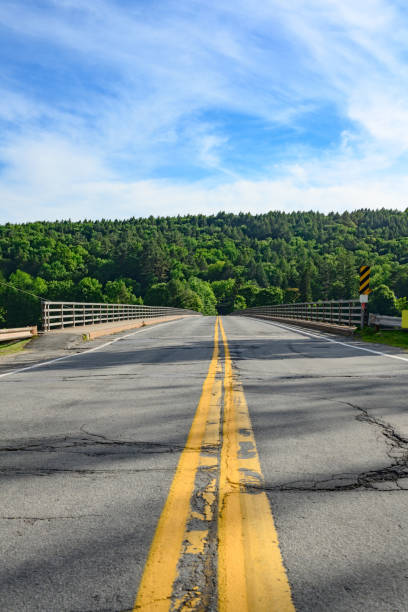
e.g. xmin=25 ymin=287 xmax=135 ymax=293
xmin=184 ymin=530 xmax=206 ymax=555
xmin=218 ymin=317 xmax=295 ymax=612
xmin=133 ymin=318 xmax=220 ymax=611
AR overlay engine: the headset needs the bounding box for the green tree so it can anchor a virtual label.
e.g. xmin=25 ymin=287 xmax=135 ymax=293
xmin=77 ymin=277 xmax=103 ymax=302
xmin=237 ymin=282 xmax=259 ymax=308
xmin=284 ymin=288 xmax=300 ymax=303
xmin=144 ymin=283 xmax=170 ymax=306
xmin=47 ymin=280 xmax=75 ymax=301
xmin=105 ymin=280 xmax=137 ymax=304
xmin=369 ymin=284 xmax=398 ymax=315
xmin=178 ymin=288 xmax=203 ymax=311
xmin=299 ymin=263 xmax=313 ymax=302
xmin=211 ymin=279 xmax=236 ymax=313
xmin=395 ymin=296 xmax=408 ymax=312
xmin=0 ymin=270 xmax=46 ymax=326
xmin=233 ymin=294 xmax=247 ymax=310
xmin=393 ymin=266 xmax=408 ymax=298
xmin=207 ymin=261 xmax=229 ymax=281
xmin=189 ymin=277 xmax=217 ymax=315
xmin=166 ymin=279 xmax=199 ymax=310
xmin=255 ymin=263 xmax=268 ymax=287
xmin=254 ymin=287 xmax=284 ymax=306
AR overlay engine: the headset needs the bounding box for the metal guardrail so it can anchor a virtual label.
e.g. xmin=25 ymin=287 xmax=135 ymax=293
xmin=42 ymin=302 xmax=200 ymax=332
xmin=368 ymin=313 xmax=402 ymax=329
xmin=232 ymin=300 xmax=361 ymax=327
xmin=0 ymin=326 xmax=38 ymax=342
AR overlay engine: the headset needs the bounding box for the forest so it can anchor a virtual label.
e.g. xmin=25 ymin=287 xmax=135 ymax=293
xmin=1 ymin=208 xmax=408 ymax=327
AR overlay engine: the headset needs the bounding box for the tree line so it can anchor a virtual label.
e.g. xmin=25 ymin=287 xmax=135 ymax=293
xmin=1 ymin=208 xmax=408 ymax=327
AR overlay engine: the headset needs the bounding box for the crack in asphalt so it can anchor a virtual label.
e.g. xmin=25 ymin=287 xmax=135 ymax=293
xmin=0 ymin=425 xmax=183 ymax=475
xmin=72 ymin=608 xmax=134 ymax=612
xmin=242 ymin=400 xmax=408 ymax=493
xmin=246 ymin=469 xmax=408 ymax=493
xmin=0 ymin=467 xmax=174 ymax=476
xmin=0 ymin=515 xmax=101 ymax=521
xmin=60 ymin=372 xmax=204 ymax=381
xmin=0 ymin=427 xmax=185 ymax=456
xmin=346 ymin=401 xmax=408 ymax=449
xmin=275 ymin=374 xmax=396 ymax=380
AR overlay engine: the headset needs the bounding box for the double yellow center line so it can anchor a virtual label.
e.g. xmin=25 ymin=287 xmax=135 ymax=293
xmin=134 ymin=317 xmax=294 ymax=611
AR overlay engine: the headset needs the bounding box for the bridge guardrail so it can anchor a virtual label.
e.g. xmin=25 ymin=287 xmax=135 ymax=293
xmin=368 ymin=313 xmax=402 ymax=329
xmin=0 ymin=326 xmax=38 ymax=342
xmin=232 ymin=300 xmax=361 ymax=327
xmin=42 ymin=301 xmax=200 ymax=332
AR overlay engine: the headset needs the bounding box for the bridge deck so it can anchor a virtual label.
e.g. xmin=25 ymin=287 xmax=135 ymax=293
xmin=1 ymin=315 xmax=407 ymax=611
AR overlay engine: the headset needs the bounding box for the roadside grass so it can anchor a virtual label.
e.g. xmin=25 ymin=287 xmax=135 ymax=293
xmin=0 ymin=338 xmax=32 ymax=356
xmin=355 ymin=327 xmax=408 ymax=351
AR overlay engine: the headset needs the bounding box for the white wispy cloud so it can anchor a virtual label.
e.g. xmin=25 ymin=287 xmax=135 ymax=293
xmin=0 ymin=0 xmax=408 ymax=222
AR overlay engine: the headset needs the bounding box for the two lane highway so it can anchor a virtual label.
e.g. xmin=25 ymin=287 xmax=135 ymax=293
xmin=1 ymin=316 xmax=408 ymax=611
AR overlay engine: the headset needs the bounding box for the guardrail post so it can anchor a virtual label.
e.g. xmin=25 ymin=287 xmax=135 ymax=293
xmin=41 ymin=300 xmax=48 ymax=332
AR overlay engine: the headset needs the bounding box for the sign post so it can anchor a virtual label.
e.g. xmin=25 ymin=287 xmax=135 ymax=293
xmin=359 ymin=266 xmax=370 ymax=328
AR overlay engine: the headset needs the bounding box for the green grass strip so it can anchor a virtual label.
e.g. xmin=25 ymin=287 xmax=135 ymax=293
xmin=0 ymin=338 xmax=32 ymax=355
xmin=355 ymin=328 xmax=408 ymax=351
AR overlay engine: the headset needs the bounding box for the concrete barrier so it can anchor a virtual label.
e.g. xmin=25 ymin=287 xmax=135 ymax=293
xmin=82 ymin=315 xmax=189 ymax=340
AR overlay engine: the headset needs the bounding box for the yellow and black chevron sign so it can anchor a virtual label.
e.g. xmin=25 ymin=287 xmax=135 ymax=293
xmin=359 ymin=265 xmax=371 ymax=295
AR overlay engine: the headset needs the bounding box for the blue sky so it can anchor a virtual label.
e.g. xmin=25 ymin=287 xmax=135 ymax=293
xmin=1 ymin=0 xmax=408 ymax=222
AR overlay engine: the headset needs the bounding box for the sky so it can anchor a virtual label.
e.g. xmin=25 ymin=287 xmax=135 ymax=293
xmin=1 ymin=0 xmax=408 ymax=222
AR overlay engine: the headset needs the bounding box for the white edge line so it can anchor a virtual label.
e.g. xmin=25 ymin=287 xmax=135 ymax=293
xmin=242 ymin=316 xmax=408 ymax=363
xmin=0 ymin=319 xmax=182 ymax=379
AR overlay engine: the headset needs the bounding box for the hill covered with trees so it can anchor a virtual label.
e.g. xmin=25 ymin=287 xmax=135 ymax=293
xmin=1 ymin=209 xmax=408 ymax=327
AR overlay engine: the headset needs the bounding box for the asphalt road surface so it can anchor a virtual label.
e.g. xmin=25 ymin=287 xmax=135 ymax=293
xmin=1 ymin=315 xmax=408 ymax=611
